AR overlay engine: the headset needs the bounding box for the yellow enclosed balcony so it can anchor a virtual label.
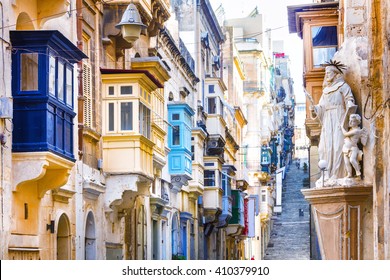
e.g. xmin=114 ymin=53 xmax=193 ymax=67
xmin=101 ymin=59 xmax=169 ymax=186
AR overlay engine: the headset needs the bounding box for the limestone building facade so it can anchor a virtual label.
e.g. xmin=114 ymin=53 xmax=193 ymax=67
xmin=0 ymin=0 xmax=294 ymax=260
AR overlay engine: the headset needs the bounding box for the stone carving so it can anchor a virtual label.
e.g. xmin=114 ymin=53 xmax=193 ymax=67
xmin=308 ymin=60 xmax=356 ymax=185
xmin=310 ymin=60 xmax=355 ymax=180
xmin=341 ymin=114 xmax=368 ymax=178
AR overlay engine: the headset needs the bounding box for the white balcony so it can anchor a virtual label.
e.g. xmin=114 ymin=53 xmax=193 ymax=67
xmin=203 ymin=187 xmax=223 ymax=223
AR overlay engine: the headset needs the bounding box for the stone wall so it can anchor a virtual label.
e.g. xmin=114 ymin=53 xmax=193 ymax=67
xmin=335 ymin=0 xmax=390 ymax=259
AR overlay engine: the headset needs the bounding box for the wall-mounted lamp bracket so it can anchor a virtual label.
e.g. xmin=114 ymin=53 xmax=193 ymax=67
xmin=46 ymin=220 xmax=55 ymax=234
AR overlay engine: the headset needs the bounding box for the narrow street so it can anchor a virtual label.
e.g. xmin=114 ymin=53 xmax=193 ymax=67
xmin=264 ymin=163 xmax=311 ymax=260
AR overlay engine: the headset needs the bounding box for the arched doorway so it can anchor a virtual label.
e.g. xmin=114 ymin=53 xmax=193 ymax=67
xmin=85 ymin=211 xmax=96 ymax=260
xmin=57 ymin=214 xmax=71 ymax=260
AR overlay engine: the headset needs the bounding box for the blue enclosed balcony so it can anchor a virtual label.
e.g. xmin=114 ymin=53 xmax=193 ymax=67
xmin=261 ymin=145 xmax=272 ymax=173
xmin=168 ymin=103 xmax=194 ymax=191
xmin=10 ymin=31 xmax=86 ymax=201
xmin=217 ymin=165 xmax=235 ymax=228
xmin=10 ymin=31 xmax=87 ymax=162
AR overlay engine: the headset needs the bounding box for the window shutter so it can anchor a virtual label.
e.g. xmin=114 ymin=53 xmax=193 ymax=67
xmin=83 ymin=63 xmax=93 ymax=128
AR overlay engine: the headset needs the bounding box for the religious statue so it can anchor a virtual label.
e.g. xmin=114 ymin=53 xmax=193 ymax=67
xmin=341 ymin=114 xmax=368 ymax=178
xmin=306 ymin=60 xmax=356 ymax=183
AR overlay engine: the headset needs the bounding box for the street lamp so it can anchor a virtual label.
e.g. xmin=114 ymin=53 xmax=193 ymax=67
xmin=318 ymin=160 xmax=327 ymax=187
xmin=115 ymin=3 xmax=146 ymax=44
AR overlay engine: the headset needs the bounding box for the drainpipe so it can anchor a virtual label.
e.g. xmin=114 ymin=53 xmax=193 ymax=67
xmin=76 ymin=0 xmax=84 ymax=160
xmin=195 ymin=0 xmax=202 ymax=108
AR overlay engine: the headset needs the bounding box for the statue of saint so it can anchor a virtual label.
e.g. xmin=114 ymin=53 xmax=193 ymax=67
xmin=341 ymin=114 xmax=368 ymax=178
xmin=308 ymin=60 xmax=356 ymax=182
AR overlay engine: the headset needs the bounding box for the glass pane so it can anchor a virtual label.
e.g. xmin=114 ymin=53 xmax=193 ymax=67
xmin=313 ymin=47 xmax=337 ymax=68
xmin=58 ymin=62 xmax=64 ymax=101
xmin=121 ymin=86 xmax=132 ymax=95
xmin=172 ymin=126 xmax=180 ymax=146
xmin=108 ymin=86 xmax=114 ymax=96
xmin=21 ymin=53 xmax=38 ymax=91
xmin=209 ymin=85 xmax=215 ymax=93
xmin=146 ymin=106 xmax=150 ymax=138
xmin=204 ymin=170 xmax=215 ymax=186
xmin=208 ymin=97 xmax=216 ymax=114
xmin=66 ymin=68 xmax=73 ymax=106
xmin=121 ymin=102 xmax=133 ymax=130
xmin=185 ymin=127 xmax=191 ymax=150
xmin=108 ymin=103 xmax=115 ymax=131
xmin=172 ymin=114 xmax=180 ymax=120
xmin=49 ymin=56 xmax=56 ymax=95
xmin=139 ymin=103 xmax=151 ymax=138
xmin=312 ymin=26 xmax=337 ymax=47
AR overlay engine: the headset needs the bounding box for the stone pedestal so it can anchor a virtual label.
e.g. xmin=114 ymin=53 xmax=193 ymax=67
xmin=302 ymin=185 xmax=372 ymax=259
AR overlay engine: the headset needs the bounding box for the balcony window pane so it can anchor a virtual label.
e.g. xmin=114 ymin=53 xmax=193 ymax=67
xmin=172 ymin=113 xmax=180 ymax=120
xmin=204 ymin=170 xmax=215 ymax=186
xmin=313 ymin=47 xmax=337 ymax=68
xmin=66 ymin=68 xmax=73 ymax=106
xmin=108 ymin=86 xmax=115 ymax=96
xmin=172 ymin=126 xmax=180 ymax=146
xmin=49 ymin=56 xmax=56 ymax=95
xmin=139 ymin=103 xmax=151 ymax=138
xmin=121 ymin=102 xmax=133 ymax=130
xmin=108 ymin=103 xmax=115 ymax=131
xmin=209 ymin=85 xmax=215 ymax=93
xmin=208 ymin=97 xmax=216 ymax=114
xmin=121 ymin=85 xmax=132 ymax=95
xmin=222 ymin=174 xmax=227 ymax=194
xmin=185 ymin=127 xmax=191 ymax=150
xmin=21 ymin=53 xmax=38 ymax=91
xmin=58 ymin=61 xmax=64 ymax=101
xmin=312 ymin=26 xmax=337 ymax=47
xmin=311 ymin=26 xmax=337 ymax=68
xmin=222 ymin=173 xmax=232 ymax=195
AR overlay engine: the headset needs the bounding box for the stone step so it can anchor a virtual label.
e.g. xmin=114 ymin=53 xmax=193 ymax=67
xmin=264 ymin=164 xmax=310 ymax=260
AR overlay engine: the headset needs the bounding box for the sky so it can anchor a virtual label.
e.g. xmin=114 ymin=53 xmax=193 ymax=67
xmin=209 ymin=0 xmax=310 ymax=103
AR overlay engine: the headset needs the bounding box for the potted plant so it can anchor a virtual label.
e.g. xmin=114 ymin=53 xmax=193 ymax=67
xmin=172 ymin=254 xmax=186 ymax=260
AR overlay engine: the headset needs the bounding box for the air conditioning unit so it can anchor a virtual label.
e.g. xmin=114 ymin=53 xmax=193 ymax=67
xmin=0 ymin=97 xmax=13 ymax=119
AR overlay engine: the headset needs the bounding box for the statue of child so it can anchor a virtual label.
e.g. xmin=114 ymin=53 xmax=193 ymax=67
xmin=341 ymin=114 xmax=368 ymax=178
